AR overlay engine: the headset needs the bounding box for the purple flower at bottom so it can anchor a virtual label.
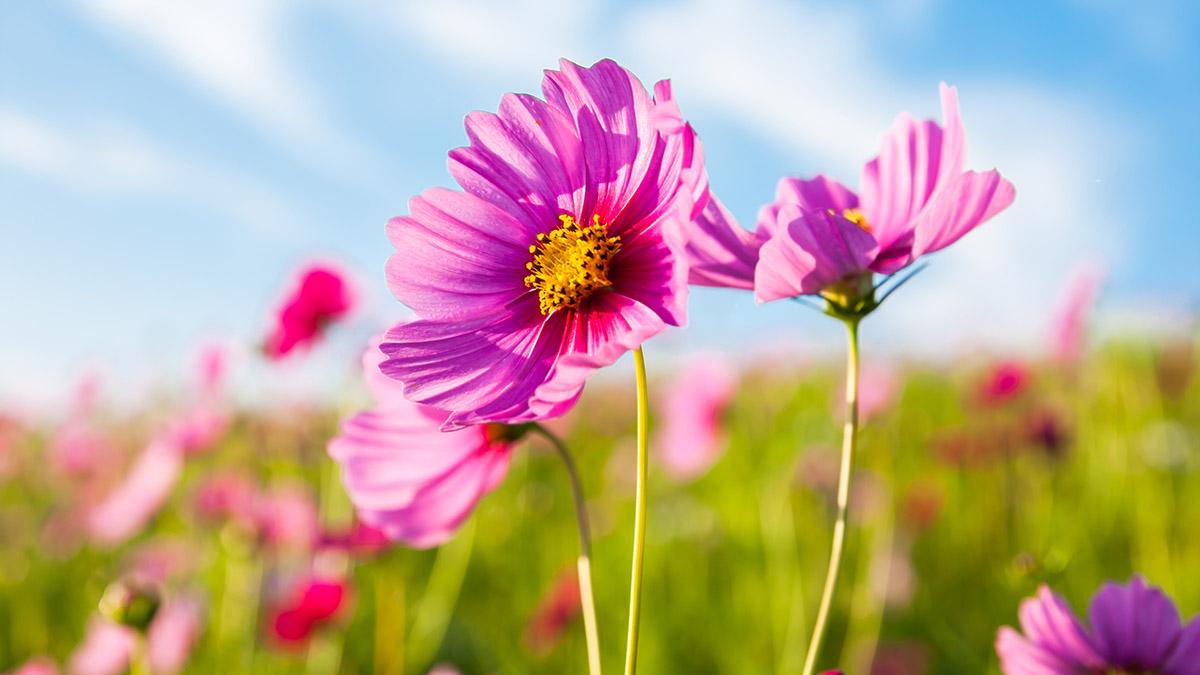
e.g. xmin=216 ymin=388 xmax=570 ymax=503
xmin=997 ymin=576 xmax=1200 ymax=674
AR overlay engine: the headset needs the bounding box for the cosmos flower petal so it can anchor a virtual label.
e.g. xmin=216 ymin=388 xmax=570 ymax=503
xmin=610 ymin=225 xmax=688 ymax=327
xmin=365 ymin=448 xmax=511 ymax=549
xmin=330 ymin=340 xmax=510 ymax=547
xmin=905 ymin=169 xmax=1016 ymax=265
xmin=381 ymin=305 xmax=579 ymax=429
xmin=531 ymin=291 xmax=674 ymax=409
xmin=860 ymin=82 xmax=967 ymax=256
xmin=542 ymin=58 xmax=665 ymax=222
xmin=758 ymin=175 xmax=860 ymax=239
xmin=995 ymin=627 xmax=1078 ymax=675
xmin=1016 ymin=586 xmax=1106 ymax=668
xmin=1089 ymin=576 xmax=1183 ymax=670
xmin=449 ymin=93 xmax=585 ymax=227
xmin=387 ymin=188 xmax=533 ymax=320
xmin=1164 ymin=617 xmax=1200 ymax=675
xmin=668 ymin=195 xmax=762 ymax=290
xmin=754 ymin=206 xmax=879 ymax=303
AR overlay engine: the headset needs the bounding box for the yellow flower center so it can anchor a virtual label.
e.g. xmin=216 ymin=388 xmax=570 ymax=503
xmin=832 ymin=207 xmax=871 ymax=233
xmin=523 ymin=214 xmax=621 ymax=315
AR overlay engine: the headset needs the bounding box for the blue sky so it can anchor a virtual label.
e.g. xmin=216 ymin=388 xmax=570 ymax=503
xmin=1 ymin=0 xmax=1197 ymax=408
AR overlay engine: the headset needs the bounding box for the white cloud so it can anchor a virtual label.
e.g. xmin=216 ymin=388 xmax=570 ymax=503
xmin=0 ymin=106 xmax=304 ymax=237
xmin=70 ymin=0 xmax=373 ymax=175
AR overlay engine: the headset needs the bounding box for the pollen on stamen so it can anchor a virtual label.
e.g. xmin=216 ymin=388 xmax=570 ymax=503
xmin=523 ymin=214 xmax=621 ymax=315
xmin=841 ymin=208 xmax=872 ymax=233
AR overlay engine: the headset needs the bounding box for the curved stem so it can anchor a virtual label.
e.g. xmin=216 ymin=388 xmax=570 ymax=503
xmin=801 ymin=318 xmax=861 ymax=675
xmin=623 ymin=347 xmax=650 ymax=675
xmin=531 ymin=423 xmax=602 ymax=675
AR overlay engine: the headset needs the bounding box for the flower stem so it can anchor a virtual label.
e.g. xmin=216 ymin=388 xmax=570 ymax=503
xmin=801 ymin=317 xmax=861 ymax=675
xmin=623 ymin=347 xmax=650 ymax=675
xmin=531 ymin=423 xmax=602 ymax=675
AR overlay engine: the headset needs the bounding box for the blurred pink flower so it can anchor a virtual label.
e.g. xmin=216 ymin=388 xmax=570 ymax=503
xmin=329 ymin=340 xmax=512 ymax=548
xmin=269 ymin=576 xmax=347 ymax=647
xmin=10 ymin=657 xmax=58 ymax=675
xmin=192 ymin=472 xmax=257 ymax=526
xmin=852 ymin=363 xmax=899 ymax=423
xmin=320 ymin=520 xmax=392 ymax=558
xmin=379 ymin=58 xmax=698 ymax=429
xmin=264 ymin=262 xmax=355 ymax=360
xmin=655 ymin=355 xmax=737 ymax=481
xmin=146 ymin=597 xmax=204 ymax=675
xmin=87 ymin=435 xmax=184 ymax=546
xmin=427 ymin=667 xmax=462 ymax=675
xmin=169 ymin=344 xmax=231 ymax=454
xmin=977 ymin=361 xmax=1031 ymax=407
xmin=50 ymin=422 xmax=118 ymax=477
xmin=1047 ymin=262 xmax=1104 ymax=364
xmin=255 ymin=483 xmax=319 ymax=551
xmin=68 ymin=620 xmax=133 ymax=675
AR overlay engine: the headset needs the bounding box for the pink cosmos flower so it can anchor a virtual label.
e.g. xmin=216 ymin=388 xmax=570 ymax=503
xmin=146 ymin=597 xmax=204 ymax=675
xmin=264 ymin=262 xmax=355 ymax=360
xmin=675 ymin=84 xmax=1014 ymax=303
xmin=996 ymin=576 xmax=1200 ymax=674
xmin=380 ymin=58 xmax=697 ymax=429
xmin=977 ymin=360 xmax=1031 ymax=407
xmin=1047 ymin=262 xmax=1105 ymax=365
xmin=254 ymin=483 xmax=319 ymax=552
xmin=655 ymin=355 xmax=737 ymax=481
xmin=328 ymin=340 xmax=512 ymax=548
xmin=849 ymin=363 xmax=899 ymax=423
xmin=192 ymin=471 xmax=258 ymax=526
xmin=269 ymin=576 xmax=347 ymax=647
xmin=87 ymin=434 xmax=184 ymax=546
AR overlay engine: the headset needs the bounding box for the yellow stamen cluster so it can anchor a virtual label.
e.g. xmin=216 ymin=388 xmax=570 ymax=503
xmin=524 ymin=214 xmax=621 ymax=315
xmin=838 ymin=207 xmax=872 ymax=232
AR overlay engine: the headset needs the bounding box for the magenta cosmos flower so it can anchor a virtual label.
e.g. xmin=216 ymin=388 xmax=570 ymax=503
xmin=996 ymin=577 xmax=1200 ymax=674
xmin=380 ymin=59 xmax=697 ymax=429
xmin=674 ymin=83 xmax=1015 ymax=305
xmin=264 ymin=262 xmax=355 ymax=360
xmin=328 ymin=339 xmax=512 ymax=547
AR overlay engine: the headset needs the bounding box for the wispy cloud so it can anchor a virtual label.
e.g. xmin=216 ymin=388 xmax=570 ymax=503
xmin=0 ymin=105 xmax=305 ymax=237
xmin=70 ymin=0 xmax=374 ymax=177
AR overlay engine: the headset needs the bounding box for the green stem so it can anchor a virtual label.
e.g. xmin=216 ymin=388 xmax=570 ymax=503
xmin=801 ymin=318 xmax=861 ymax=675
xmin=530 ymin=423 xmax=602 ymax=675
xmin=622 ymin=347 xmax=650 ymax=675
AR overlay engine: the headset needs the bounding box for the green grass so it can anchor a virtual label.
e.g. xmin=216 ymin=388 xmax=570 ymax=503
xmin=1 ymin=336 xmax=1197 ymax=674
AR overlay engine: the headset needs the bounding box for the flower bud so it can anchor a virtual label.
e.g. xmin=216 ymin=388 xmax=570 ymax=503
xmin=98 ymin=578 xmax=160 ymax=632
